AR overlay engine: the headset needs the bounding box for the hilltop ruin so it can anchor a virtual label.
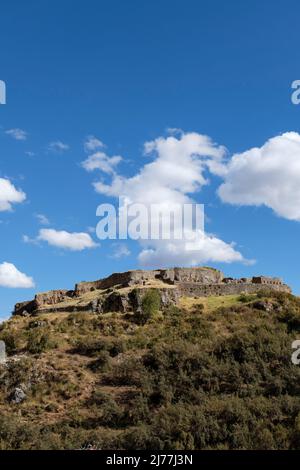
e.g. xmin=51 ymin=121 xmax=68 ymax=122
xmin=13 ymin=267 xmax=291 ymax=317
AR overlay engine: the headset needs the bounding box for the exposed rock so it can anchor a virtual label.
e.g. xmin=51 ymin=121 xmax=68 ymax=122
xmin=253 ymin=300 xmax=274 ymax=312
xmin=29 ymin=320 xmax=48 ymax=329
xmin=159 ymin=288 xmax=180 ymax=306
xmin=10 ymin=386 xmax=26 ymax=404
xmin=14 ymin=300 xmax=36 ymax=317
xmin=35 ymin=289 xmax=74 ymax=308
xmin=21 ymin=310 xmax=30 ymax=317
xmin=102 ymin=291 xmax=130 ymax=313
xmin=90 ymin=298 xmax=104 ymax=314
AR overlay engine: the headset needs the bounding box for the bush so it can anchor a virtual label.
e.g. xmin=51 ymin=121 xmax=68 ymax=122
xmin=238 ymin=294 xmax=255 ymax=303
xmin=26 ymin=328 xmax=53 ymax=354
xmin=0 ymin=330 xmax=20 ymax=354
xmin=75 ymin=337 xmax=126 ymax=357
xmin=89 ymin=350 xmax=111 ymax=372
xmin=103 ymin=357 xmax=143 ymax=386
xmin=137 ymin=290 xmax=161 ymax=324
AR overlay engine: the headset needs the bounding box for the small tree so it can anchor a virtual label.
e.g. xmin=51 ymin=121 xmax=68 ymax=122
xmin=140 ymin=289 xmax=161 ymax=324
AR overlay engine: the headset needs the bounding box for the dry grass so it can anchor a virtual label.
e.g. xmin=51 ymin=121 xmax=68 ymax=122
xmin=179 ymin=293 xmax=257 ymax=313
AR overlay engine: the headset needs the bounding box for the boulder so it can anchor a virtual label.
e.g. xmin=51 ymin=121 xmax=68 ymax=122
xmin=103 ymin=292 xmax=130 ymax=313
xmin=10 ymin=387 xmax=26 ymax=404
xmin=253 ymin=300 xmax=274 ymax=313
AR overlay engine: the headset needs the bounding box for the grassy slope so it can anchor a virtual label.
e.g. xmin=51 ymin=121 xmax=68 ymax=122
xmin=0 ymin=290 xmax=300 ymax=450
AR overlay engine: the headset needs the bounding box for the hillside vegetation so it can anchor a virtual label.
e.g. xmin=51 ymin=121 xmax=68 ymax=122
xmin=0 ymin=290 xmax=300 ymax=450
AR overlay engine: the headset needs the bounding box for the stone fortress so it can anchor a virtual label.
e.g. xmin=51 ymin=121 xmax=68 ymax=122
xmin=13 ymin=267 xmax=291 ymax=317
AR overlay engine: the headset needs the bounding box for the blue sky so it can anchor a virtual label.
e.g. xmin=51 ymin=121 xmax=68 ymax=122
xmin=1 ymin=0 xmax=300 ymax=318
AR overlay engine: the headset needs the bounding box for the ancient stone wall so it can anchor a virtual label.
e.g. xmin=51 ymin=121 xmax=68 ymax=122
xmin=74 ymin=270 xmax=157 ymax=295
xmin=74 ymin=267 xmax=224 ymax=295
xmin=75 ymin=280 xmax=104 ymax=296
xmin=160 ymin=267 xmax=224 ymax=284
xmin=177 ymin=281 xmax=291 ymax=297
xmin=12 ymin=267 xmax=292 ymax=316
xmin=35 ymin=290 xmax=74 ymax=307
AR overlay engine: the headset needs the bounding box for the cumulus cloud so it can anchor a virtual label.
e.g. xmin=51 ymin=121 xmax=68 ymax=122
xmin=138 ymin=235 xmax=245 ymax=267
xmin=5 ymin=128 xmax=28 ymax=141
xmin=38 ymin=228 xmax=98 ymax=251
xmin=84 ymin=135 xmax=105 ymax=152
xmin=0 ymin=178 xmax=26 ymax=211
xmin=90 ymin=131 xmax=247 ymax=266
xmin=0 ymin=262 xmax=34 ymax=288
xmin=95 ymin=132 xmax=225 ymax=197
xmin=218 ymin=132 xmax=300 ymax=221
xmin=48 ymin=141 xmax=70 ymax=153
xmin=82 ymin=136 xmax=122 ymax=175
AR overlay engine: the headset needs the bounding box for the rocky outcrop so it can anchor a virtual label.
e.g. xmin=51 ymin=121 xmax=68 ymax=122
xmin=10 ymin=387 xmax=26 ymax=404
xmin=14 ymin=300 xmax=36 ymax=317
xmin=14 ymin=290 xmax=74 ymax=316
xmin=35 ymin=290 xmax=74 ymax=307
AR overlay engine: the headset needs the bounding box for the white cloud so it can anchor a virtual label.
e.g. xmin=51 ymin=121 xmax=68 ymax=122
xmin=48 ymin=141 xmax=70 ymax=153
xmin=5 ymin=128 xmax=28 ymax=141
xmin=95 ymin=132 xmax=225 ymax=197
xmin=38 ymin=228 xmax=98 ymax=251
xmin=34 ymin=213 xmax=50 ymax=225
xmin=218 ymin=132 xmax=300 ymax=221
xmin=82 ymin=151 xmax=122 ymax=174
xmin=84 ymin=135 xmax=105 ymax=152
xmin=0 ymin=262 xmax=35 ymax=288
xmin=139 ymin=235 xmax=245 ymax=267
xmin=0 ymin=178 xmax=26 ymax=211
xmin=110 ymin=243 xmax=131 ymax=259
xmin=166 ymin=127 xmax=183 ymax=136
xmin=82 ymin=136 xmax=122 ymax=175
xmin=90 ymin=131 xmax=247 ymax=266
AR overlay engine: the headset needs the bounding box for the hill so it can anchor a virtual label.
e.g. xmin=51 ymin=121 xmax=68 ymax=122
xmin=0 ymin=275 xmax=299 ymax=449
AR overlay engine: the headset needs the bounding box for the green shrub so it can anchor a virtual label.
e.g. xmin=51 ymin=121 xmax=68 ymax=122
xmin=26 ymin=328 xmax=53 ymax=354
xmin=238 ymin=294 xmax=255 ymax=303
xmin=89 ymin=350 xmax=111 ymax=372
xmin=137 ymin=289 xmax=161 ymax=324
xmin=0 ymin=330 xmax=20 ymax=354
xmin=103 ymin=357 xmax=143 ymax=386
xmin=75 ymin=337 xmax=126 ymax=357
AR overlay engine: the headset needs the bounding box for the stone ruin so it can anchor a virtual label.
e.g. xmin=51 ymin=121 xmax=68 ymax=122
xmin=13 ymin=267 xmax=291 ymax=316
